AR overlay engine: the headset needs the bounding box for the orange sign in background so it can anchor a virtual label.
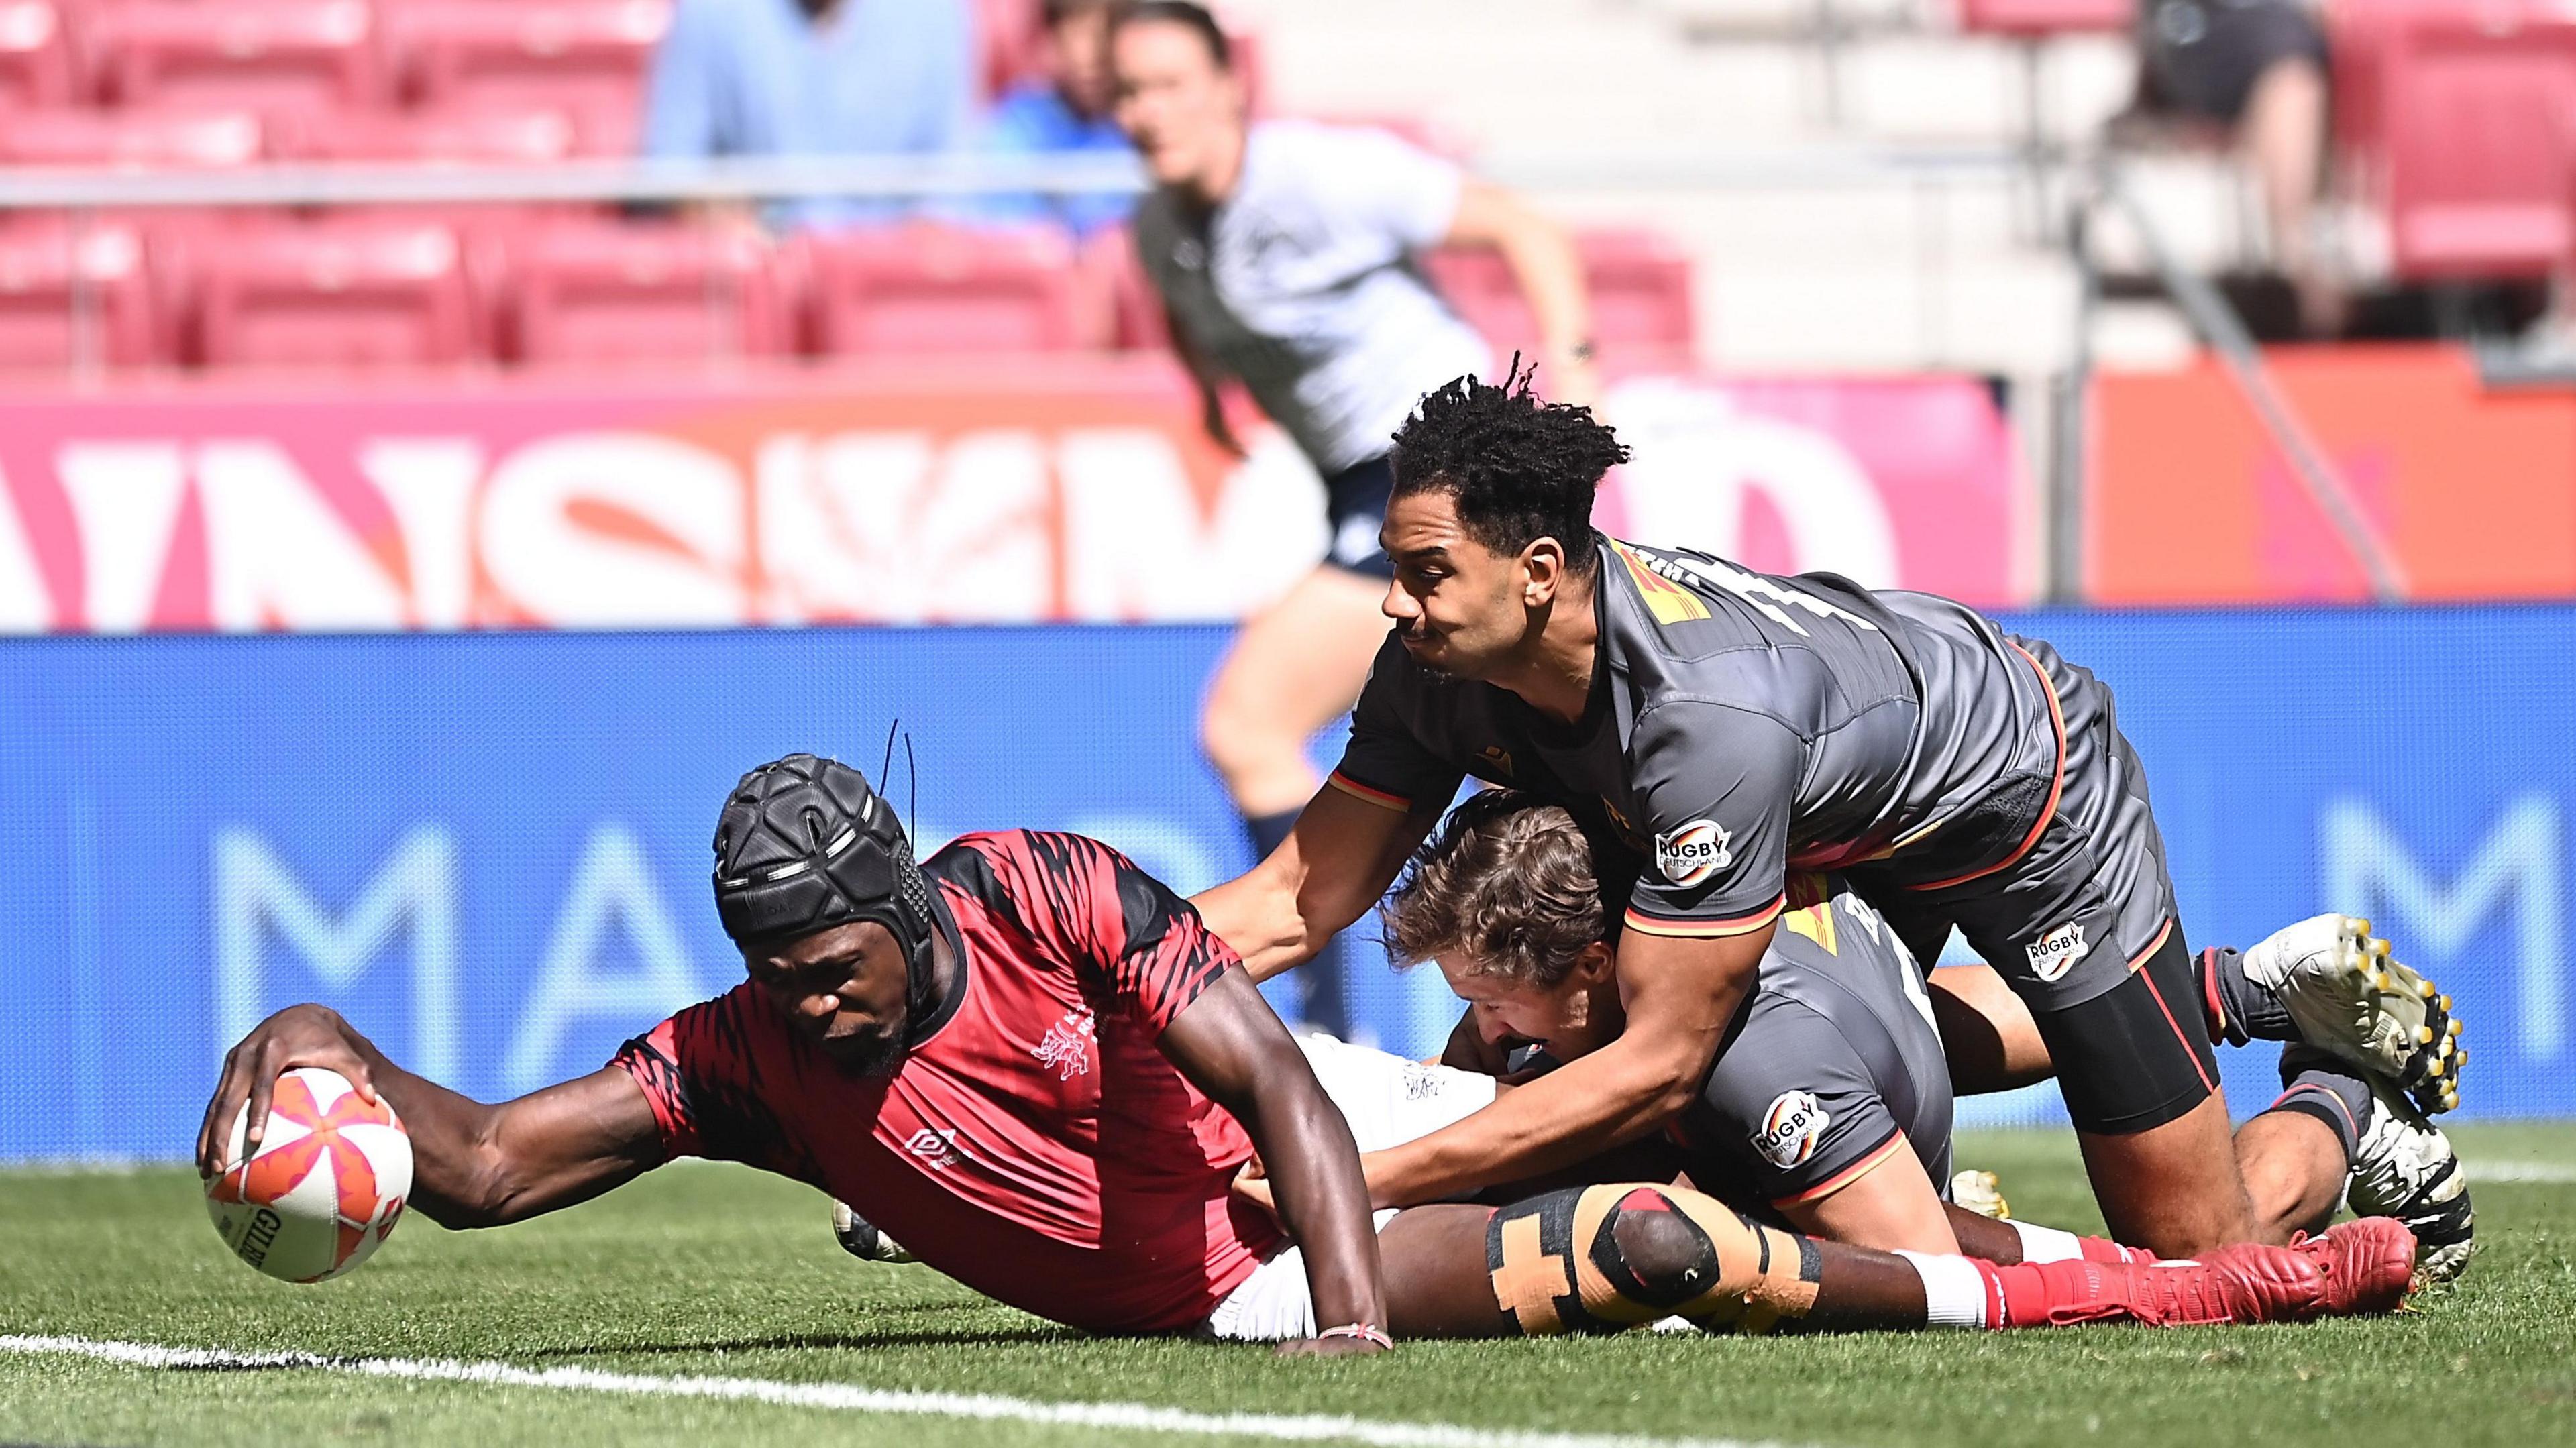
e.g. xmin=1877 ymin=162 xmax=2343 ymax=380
xmin=2090 ymin=345 xmax=2576 ymax=604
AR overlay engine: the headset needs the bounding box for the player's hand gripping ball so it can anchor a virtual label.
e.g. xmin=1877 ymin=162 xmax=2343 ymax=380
xmin=205 ymin=1067 xmax=412 ymax=1282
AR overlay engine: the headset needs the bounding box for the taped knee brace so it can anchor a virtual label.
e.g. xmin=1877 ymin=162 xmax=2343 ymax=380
xmin=1484 ymin=1183 xmax=1823 ymax=1336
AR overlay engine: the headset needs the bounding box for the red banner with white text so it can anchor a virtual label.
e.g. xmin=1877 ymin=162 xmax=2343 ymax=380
xmin=0 ymin=360 xmax=2028 ymax=632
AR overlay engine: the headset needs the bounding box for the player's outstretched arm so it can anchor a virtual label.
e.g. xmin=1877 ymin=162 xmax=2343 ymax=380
xmin=197 ymin=1003 xmax=664 ymax=1230
xmin=1191 ymin=780 xmax=1444 ymax=983
xmin=1365 ymin=924 xmax=1772 ymax=1205
xmin=1157 ymin=969 xmax=1392 ymax=1355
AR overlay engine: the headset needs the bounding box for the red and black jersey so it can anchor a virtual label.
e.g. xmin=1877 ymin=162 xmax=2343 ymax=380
xmin=612 ymin=830 xmax=1283 ymax=1334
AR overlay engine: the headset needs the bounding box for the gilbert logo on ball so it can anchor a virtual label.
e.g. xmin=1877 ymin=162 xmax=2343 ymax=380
xmin=206 ymin=1067 xmax=412 ymax=1283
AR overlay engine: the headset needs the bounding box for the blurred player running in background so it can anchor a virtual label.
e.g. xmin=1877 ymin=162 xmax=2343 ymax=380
xmin=1110 ymin=1 xmax=1597 ymax=1034
xmin=199 ymin=753 xmax=2414 ymax=1344
xmin=1197 ymin=371 xmax=2471 ymax=1276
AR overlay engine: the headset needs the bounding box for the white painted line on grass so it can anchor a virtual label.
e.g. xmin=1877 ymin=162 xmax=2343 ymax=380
xmin=2467 ymin=1162 xmax=2576 ymax=1184
xmin=0 ymin=1334 xmax=1807 ymax=1448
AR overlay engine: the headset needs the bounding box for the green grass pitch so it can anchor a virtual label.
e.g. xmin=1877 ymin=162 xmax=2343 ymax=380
xmin=4 ymin=1124 xmax=2573 ymax=1448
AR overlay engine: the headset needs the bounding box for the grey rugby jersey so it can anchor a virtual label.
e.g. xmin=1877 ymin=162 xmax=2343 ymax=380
xmin=1332 ymin=535 xmax=2066 ymax=937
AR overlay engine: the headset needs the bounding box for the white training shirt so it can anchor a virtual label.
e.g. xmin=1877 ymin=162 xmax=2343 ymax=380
xmin=1134 ymin=120 xmax=1495 ymax=477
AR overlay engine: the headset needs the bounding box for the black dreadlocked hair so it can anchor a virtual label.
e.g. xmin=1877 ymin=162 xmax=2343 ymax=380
xmin=1387 ymin=361 xmax=1629 ymax=576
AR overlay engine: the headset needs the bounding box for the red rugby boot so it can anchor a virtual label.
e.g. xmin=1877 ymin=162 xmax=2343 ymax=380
xmin=2302 ymin=1217 xmax=2420 ymax=1315
xmin=1990 ymin=1250 xmax=2317 ymax=1326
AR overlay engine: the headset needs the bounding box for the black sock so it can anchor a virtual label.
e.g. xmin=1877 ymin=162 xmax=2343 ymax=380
xmin=2201 ymin=946 xmax=2296 ymax=1047
xmin=2266 ymin=1048 xmax=2371 ymax=1169
xmin=1242 ymin=809 xmax=1347 ymax=1036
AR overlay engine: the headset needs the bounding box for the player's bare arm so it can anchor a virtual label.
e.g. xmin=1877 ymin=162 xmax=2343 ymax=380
xmin=1191 ymin=781 xmax=1442 ymax=982
xmin=1363 ymin=923 xmax=1768 ymax=1206
xmin=1443 ymin=180 xmax=1597 ymax=408
xmin=197 ymin=1004 xmax=661 ymax=1229
xmin=1156 ymin=968 xmax=1391 ymax=1354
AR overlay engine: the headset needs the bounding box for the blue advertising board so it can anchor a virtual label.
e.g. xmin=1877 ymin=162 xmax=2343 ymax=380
xmin=3 ymin=604 xmax=2571 ymax=1160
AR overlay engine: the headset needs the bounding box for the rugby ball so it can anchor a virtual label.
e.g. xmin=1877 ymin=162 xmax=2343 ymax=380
xmin=205 ymin=1067 xmax=412 ymax=1283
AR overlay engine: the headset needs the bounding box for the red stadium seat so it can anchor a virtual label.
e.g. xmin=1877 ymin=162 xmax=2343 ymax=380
xmin=1428 ymin=231 xmax=1697 ymax=367
xmin=1081 ymin=224 xmax=1163 ymax=351
xmin=396 ymin=0 xmax=667 ymax=134
xmin=0 ymin=221 xmax=158 ymax=368
xmin=2379 ymin=15 xmax=2576 ymax=280
xmin=1954 ymin=0 xmax=2130 ymax=38
xmin=289 ymin=105 xmax=581 ymax=164
xmin=798 ymin=225 xmax=1084 ymax=356
xmin=93 ymin=0 xmax=382 ymax=113
xmin=0 ymin=107 xmax=266 ymax=166
xmin=192 ymin=219 xmax=478 ymax=368
xmin=977 ymin=0 xmax=1042 ymax=99
xmin=505 ymin=220 xmax=789 ymax=364
xmin=0 ymin=0 xmax=73 ymax=109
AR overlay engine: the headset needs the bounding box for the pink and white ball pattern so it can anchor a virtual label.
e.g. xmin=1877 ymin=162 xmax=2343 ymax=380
xmin=205 ymin=1067 xmax=412 ymax=1283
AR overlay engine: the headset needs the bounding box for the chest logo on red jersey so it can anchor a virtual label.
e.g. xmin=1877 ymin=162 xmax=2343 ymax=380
xmin=1034 ymin=1006 xmax=1097 ymax=1082
xmin=904 ymin=1127 xmax=965 ymax=1170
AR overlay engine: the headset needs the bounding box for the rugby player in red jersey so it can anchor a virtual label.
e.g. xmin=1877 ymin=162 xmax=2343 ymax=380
xmin=199 ymin=755 xmax=2416 ymax=1342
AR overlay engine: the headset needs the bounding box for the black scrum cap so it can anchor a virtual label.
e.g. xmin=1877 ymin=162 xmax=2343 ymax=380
xmin=711 ymin=754 xmax=937 ymax=979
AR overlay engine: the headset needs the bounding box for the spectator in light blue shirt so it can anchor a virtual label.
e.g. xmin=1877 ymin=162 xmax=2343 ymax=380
xmin=639 ymin=0 xmax=975 ymax=231
xmin=957 ymin=0 xmax=1136 ymax=237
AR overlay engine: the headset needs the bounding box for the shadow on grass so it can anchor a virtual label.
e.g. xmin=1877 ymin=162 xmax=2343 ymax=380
xmin=521 ymin=1306 xmax=1085 ymax=1359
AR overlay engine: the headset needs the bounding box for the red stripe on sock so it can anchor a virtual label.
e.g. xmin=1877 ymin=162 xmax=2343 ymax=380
xmin=2198 ymin=947 xmax=2229 ymax=1043
xmin=2269 ymin=1082 xmax=2359 ymax=1139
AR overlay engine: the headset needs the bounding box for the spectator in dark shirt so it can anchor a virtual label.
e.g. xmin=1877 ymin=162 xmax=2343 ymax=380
xmin=2133 ymin=0 xmax=2339 ymax=333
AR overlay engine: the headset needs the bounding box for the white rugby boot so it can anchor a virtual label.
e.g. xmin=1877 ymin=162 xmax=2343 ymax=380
xmin=2240 ymin=915 xmax=2464 ymax=1113
xmin=831 ymin=1199 xmax=917 ymax=1265
xmin=1950 ymin=1169 xmax=2012 ymax=1221
xmin=2342 ymin=1066 xmax=2476 ymax=1283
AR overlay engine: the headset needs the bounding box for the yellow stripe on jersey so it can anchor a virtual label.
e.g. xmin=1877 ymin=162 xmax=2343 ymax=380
xmin=1623 ymin=895 xmax=1785 ymax=939
xmin=1610 ymin=541 xmax=1711 ymax=626
xmin=1779 ymin=897 xmax=1839 ymax=957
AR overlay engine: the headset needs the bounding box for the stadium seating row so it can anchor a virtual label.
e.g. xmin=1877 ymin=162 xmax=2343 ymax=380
xmin=1953 ymin=0 xmax=2576 ymax=284
xmin=0 ymin=0 xmax=660 ymax=146
xmin=0 ymin=215 xmax=1697 ymax=371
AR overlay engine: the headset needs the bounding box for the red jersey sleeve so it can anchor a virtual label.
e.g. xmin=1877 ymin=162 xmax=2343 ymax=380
xmin=965 ymin=831 xmax=1238 ymax=1034
xmin=610 ymin=984 xmax=819 ymax=1183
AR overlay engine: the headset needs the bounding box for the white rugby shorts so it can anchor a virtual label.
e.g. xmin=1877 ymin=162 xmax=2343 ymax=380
xmin=1203 ymin=1034 xmax=1496 ymax=1342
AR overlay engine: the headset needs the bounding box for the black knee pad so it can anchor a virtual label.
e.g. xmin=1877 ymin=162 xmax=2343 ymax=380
xmin=2035 ymin=928 xmax=2222 ymax=1135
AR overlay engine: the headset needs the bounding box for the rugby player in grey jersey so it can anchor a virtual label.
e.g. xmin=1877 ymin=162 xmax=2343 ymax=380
xmin=1361 ymin=789 xmax=2263 ymax=1270
xmin=1194 ymin=371 xmax=2473 ymax=1276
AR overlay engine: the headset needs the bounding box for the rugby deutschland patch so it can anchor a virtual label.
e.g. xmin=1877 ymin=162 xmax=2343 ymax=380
xmin=2025 ymin=922 xmax=2091 ymax=983
xmin=1752 ymin=1090 xmax=1830 ymax=1169
xmin=1654 ymin=819 xmax=1734 ymax=887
